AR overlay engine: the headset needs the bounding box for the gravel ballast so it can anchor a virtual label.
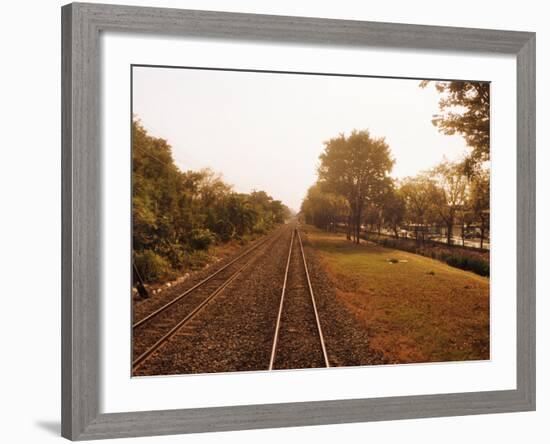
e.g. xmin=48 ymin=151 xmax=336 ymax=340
xmin=134 ymin=227 xmax=293 ymax=376
xmin=300 ymin=232 xmax=387 ymax=367
xmin=271 ymin=230 xmax=327 ymax=370
xmin=134 ymin=225 xmax=385 ymax=376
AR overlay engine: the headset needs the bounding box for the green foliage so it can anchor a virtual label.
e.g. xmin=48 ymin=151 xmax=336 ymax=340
xmin=213 ymin=219 xmax=235 ymax=242
xmin=420 ymin=80 xmax=490 ymax=173
xmin=188 ymin=229 xmax=216 ymax=250
xmin=316 ymin=129 xmax=394 ymax=243
xmin=182 ymin=250 xmax=212 ymax=271
xmin=400 ymin=174 xmax=441 ymax=231
xmin=468 ymin=169 xmax=490 ymax=249
xmin=440 ymin=253 xmax=489 ymax=277
xmin=251 ymin=219 xmax=270 ymax=235
xmin=381 ymin=187 xmax=406 ymax=237
xmin=132 ymin=119 xmax=291 ymax=284
xmin=427 ymin=160 xmax=469 ymax=244
xmin=134 ymin=250 xmax=174 ymax=283
xmin=302 ymin=80 xmax=491 ymax=259
xmin=301 ymin=183 xmax=349 ymax=231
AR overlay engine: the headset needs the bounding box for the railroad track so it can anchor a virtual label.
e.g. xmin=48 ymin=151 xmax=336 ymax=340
xmin=269 ymin=227 xmax=330 ymax=370
xmin=132 ymin=228 xmax=284 ymax=373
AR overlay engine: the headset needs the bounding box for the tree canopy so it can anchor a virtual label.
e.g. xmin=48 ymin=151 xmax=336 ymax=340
xmin=132 ymin=119 xmax=291 ymax=283
xmin=317 ymin=130 xmax=394 ymax=243
xmin=302 ymin=80 xmax=490 ymax=250
xmin=420 ymin=80 xmax=490 ymax=174
xmin=300 ymin=183 xmax=349 ymax=231
xmin=302 ymin=136 xmax=489 ymax=248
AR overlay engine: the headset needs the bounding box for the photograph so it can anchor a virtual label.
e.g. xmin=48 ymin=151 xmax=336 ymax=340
xmin=1 ymin=1 xmax=540 ymax=442
xmin=131 ymin=66 xmax=490 ymax=377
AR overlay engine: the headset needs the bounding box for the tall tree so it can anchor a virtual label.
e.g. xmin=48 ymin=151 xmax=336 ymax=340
xmin=318 ymin=130 xmax=394 ymax=244
xmin=428 ymin=160 xmax=469 ymax=245
xmin=382 ymin=185 xmax=407 ymax=239
xmin=132 ymin=119 xmax=290 ymax=283
xmin=225 ymin=193 xmax=257 ymax=237
xmin=365 ymin=202 xmax=383 ymax=235
xmin=421 ymin=80 xmax=490 ymax=174
xmin=400 ymin=175 xmax=440 ymax=242
xmin=301 ymin=183 xmax=349 ymax=231
xmin=469 ymin=169 xmax=490 ymax=248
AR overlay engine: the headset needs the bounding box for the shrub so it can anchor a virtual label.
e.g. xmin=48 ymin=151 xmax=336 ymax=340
xmin=213 ymin=220 xmax=235 ymax=242
xmin=156 ymin=242 xmax=187 ymax=269
xmin=183 ymin=250 xmax=211 ymax=270
xmin=189 ymin=228 xmax=216 ymax=250
xmin=252 ymin=221 xmax=269 ymax=235
xmin=442 ymin=254 xmax=489 ymax=276
xmin=134 ymin=250 xmax=173 ymax=283
xmin=366 ymin=232 xmax=489 ymax=277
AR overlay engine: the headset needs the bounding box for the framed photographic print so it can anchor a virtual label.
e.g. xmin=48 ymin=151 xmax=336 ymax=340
xmin=61 ymin=2 xmax=535 ymax=440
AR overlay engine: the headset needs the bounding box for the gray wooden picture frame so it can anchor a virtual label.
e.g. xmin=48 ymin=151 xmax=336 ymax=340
xmin=61 ymin=2 xmax=536 ymax=440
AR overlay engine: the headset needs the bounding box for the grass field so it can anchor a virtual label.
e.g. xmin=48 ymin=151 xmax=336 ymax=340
xmin=303 ymin=226 xmax=490 ymax=364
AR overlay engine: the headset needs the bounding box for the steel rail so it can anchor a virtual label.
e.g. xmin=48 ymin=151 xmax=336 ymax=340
xmin=133 ymin=230 xmax=279 ymax=330
xmin=268 ymin=229 xmax=295 ymax=370
xmin=132 ymin=231 xmax=283 ymax=372
xmin=269 ymin=227 xmax=330 ymax=370
xmin=296 ymin=228 xmax=330 ymax=368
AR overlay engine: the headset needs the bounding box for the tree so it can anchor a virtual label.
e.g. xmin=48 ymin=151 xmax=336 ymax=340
xmin=420 ymin=80 xmax=490 ymax=175
xmin=248 ymin=190 xmax=292 ymax=232
xmin=365 ymin=202 xmax=383 ymax=234
xmin=428 ymin=160 xmax=469 ymax=245
xmin=400 ymin=175 xmax=440 ymax=242
xmin=269 ymin=199 xmax=292 ymax=224
xmin=382 ymin=186 xmax=407 ymax=239
xmin=301 ymin=184 xmax=349 ymax=231
xmin=318 ymin=130 xmax=394 ymax=244
xmin=469 ymin=169 xmax=490 ymax=248
xmin=225 ymin=193 xmax=257 ymax=237
xmin=364 ymin=183 xmax=407 ymax=237
xmin=132 ymin=119 xmax=192 ymax=258
xmin=132 ymin=118 xmax=290 ymax=283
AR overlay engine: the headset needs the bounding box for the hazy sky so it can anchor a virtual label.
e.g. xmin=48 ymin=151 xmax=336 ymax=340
xmin=133 ymin=66 xmax=470 ymax=211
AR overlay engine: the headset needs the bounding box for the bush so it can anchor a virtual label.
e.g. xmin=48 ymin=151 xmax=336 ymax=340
xmin=183 ymin=250 xmax=211 ymax=270
xmin=366 ymin=232 xmax=489 ymax=277
xmin=213 ymin=220 xmax=235 ymax=242
xmin=189 ymin=228 xmax=216 ymax=250
xmin=134 ymin=250 xmax=173 ymax=283
xmin=252 ymin=221 xmax=269 ymax=235
xmin=442 ymin=253 xmax=489 ymax=276
xmin=156 ymin=242 xmax=187 ymax=268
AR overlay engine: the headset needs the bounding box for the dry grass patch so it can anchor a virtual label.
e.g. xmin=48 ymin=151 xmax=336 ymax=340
xmin=303 ymin=226 xmax=489 ymax=364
